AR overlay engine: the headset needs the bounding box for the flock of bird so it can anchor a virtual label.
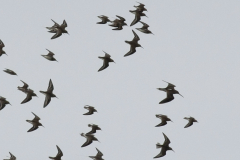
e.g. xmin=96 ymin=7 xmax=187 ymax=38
xmin=0 ymin=1 xmax=199 ymax=159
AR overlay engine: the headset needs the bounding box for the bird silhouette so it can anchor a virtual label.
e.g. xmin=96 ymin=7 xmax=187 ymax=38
xmin=40 ymin=79 xmax=57 ymax=108
xmin=157 ymin=80 xmax=183 ymax=104
xmin=109 ymin=15 xmax=127 ymax=30
xmin=184 ymin=116 xmax=198 ymax=128
xmin=124 ymin=30 xmax=143 ymax=57
xmin=4 ymin=152 xmax=16 ymax=160
xmin=42 ymin=49 xmax=58 ymax=62
xmin=81 ymin=133 xmax=99 ymax=147
xmin=26 ymin=112 xmax=44 ymax=132
xmin=97 ymin=15 xmax=111 ymax=24
xmin=0 ymin=96 xmax=11 ymax=111
xmin=87 ymin=124 xmax=102 ymax=134
xmin=49 ymin=145 xmax=63 ymax=160
xmin=98 ymin=51 xmax=115 ymax=72
xmin=83 ymin=105 xmax=97 ymax=115
xmin=47 ymin=19 xmax=68 ymax=39
xmin=154 ymin=133 xmax=174 ymax=158
xmin=0 ymin=39 xmax=7 ymax=56
xmin=130 ymin=9 xmax=147 ymax=26
xmin=89 ymin=148 xmax=104 ymax=160
xmin=155 ymin=114 xmax=172 ymax=127
xmin=136 ymin=21 xmax=153 ymax=34
xmin=3 ymin=69 xmax=17 ymax=75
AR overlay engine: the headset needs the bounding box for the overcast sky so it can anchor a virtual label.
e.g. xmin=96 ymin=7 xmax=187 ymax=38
xmin=1 ymin=0 xmax=240 ymax=159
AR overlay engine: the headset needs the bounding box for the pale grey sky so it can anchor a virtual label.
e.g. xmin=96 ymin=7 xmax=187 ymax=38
xmin=1 ymin=0 xmax=240 ymax=159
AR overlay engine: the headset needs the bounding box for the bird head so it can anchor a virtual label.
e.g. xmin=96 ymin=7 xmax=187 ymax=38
xmin=175 ymin=91 xmax=183 ymax=97
xmin=2 ymin=50 xmax=7 ymax=55
xmin=193 ymin=119 xmax=198 ymax=123
xmin=80 ymin=133 xmax=85 ymax=136
xmin=142 ymin=13 xmax=148 ymax=18
xmin=88 ymin=124 xmax=92 ymax=127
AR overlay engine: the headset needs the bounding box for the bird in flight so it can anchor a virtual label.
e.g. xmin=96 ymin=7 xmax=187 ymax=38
xmin=47 ymin=19 xmax=68 ymax=39
xmin=155 ymin=114 xmax=172 ymax=127
xmin=83 ymin=105 xmax=98 ymax=115
xmin=124 ymin=30 xmax=143 ymax=57
xmin=26 ymin=112 xmax=44 ymax=132
xmin=81 ymin=133 xmax=99 ymax=147
xmin=40 ymin=79 xmax=57 ymax=108
xmin=98 ymin=51 xmax=115 ymax=72
xmin=89 ymin=148 xmax=104 ymax=160
xmin=4 ymin=152 xmax=16 ymax=160
xmin=184 ymin=116 xmax=198 ymax=128
xmin=154 ymin=133 xmax=174 ymax=158
xmin=42 ymin=49 xmax=58 ymax=62
xmin=157 ymin=80 xmax=183 ymax=104
xmin=49 ymin=145 xmax=63 ymax=160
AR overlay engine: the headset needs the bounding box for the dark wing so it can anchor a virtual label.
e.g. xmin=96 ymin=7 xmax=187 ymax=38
xmin=61 ymin=20 xmax=67 ymax=28
xmin=162 ymin=133 xmax=171 ymax=146
xmin=51 ymin=19 xmax=60 ymax=28
xmin=124 ymin=45 xmax=136 ymax=57
xmin=46 ymin=49 xmax=55 ymax=56
xmin=21 ymin=80 xmax=29 ymax=89
xmin=130 ymin=12 xmax=141 ymax=26
xmin=140 ymin=21 xmax=149 ymax=29
xmin=87 ymin=125 xmax=101 ymax=134
xmin=132 ymin=30 xmax=140 ymax=41
xmin=0 ymin=101 xmax=6 ymax=110
xmin=83 ymin=109 xmax=94 ymax=115
xmin=184 ymin=120 xmax=193 ymax=128
xmin=43 ymin=95 xmax=51 ymax=108
xmin=116 ymin=15 xmax=125 ymax=22
xmin=27 ymin=125 xmax=39 ymax=132
xmin=9 ymin=152 xmax=16 ymax=160
xmin=154 ymin=148 xmax=167 ymax=158
xmin=47 ymin=79 xmax=54 ymax=92
xmin=56 ymin=145 xmax=63 ymax=158
xmin=155 ymin=120 xmax=167 ymax=127
xmin=32 ymin=112 xmax=40 ymax=121
xmin=102 ymin=51 xmax=111 ymax=58
xmin=98 ymin=59 xmax=109 ymax=72
xmin=81 ymin=136 xmax=93 ymax=147
xmin=96 ymin=148 xmax=103 ymax=157
xmin=163 ymin=80 xmax=176 ymax=89
xmin=51 ymin=28 xmax=62 ymax=39
xmin=159 ymin=92 xmax=174 ymax=104
xmin=0 ymin=39 xmax=4 ymax=49
xmin=21 ymin=93 xmax=32 ymax=104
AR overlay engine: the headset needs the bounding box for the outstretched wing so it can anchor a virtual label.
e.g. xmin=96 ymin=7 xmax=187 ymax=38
xmin=162 ymin=133 xmax=171 ymax=146
xmin=159 ymin=92 xmax=174 ymax=104
xmin=154 ymin=148 xmax=167 ymax=158
xmin=61 ymin=20 xmax=67 ymax=28
xmin=51 ymin=28 xmax=62 ymax=39
xmin=184 ymin=120 xmax=193 ymax=128
xmin=98 ymin=59 xmax=109 ymax=72
xmin=81 ymin=136 xmax=93 ymax=147
xmin=21 ymin=93 xmax=32 ymax=104
xmin=47 ymin=79 xmax=54 ymax=92
xmin=56 ymin=145 xmax=63 ymax=158
xmin=130 ymin=12 xmax=141 ymax=26
xmin=124 ymin=45 xmax=136 ymax=57
xmin=155 ymin=121 xmax=167 ymax=127
xmin=140 ymin=21 xmax=149 ymax=29
xmin=27 ymin=125 xmax=39 ymax=132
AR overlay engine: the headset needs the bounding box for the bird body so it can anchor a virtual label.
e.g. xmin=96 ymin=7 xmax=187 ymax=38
xmin=184 ymin=117 xmax=198 ymax=128
xmin=154 ymin=133 xmax=174 ymax=158
xmin=98 ymin=51 xmax=115 ymax=72
xmin=157 ymin=80 xmax=183 ymax=104
xmin=18 ymin=80 xmax=29 ymax=93
xmin=49 ymin=145 xmax=63 ymax=160
xmin=81 ymin=133 xmax=99 ymax=147
xmin=3 ymin=69 xmax=17 ymax=75
xmin=109 ymin=15 xmax=127 ymax=30
xmin=40 ymin=79 xmax=57 ymax=108
xmin=21 ymin=89 xmax=37 ymax=104
xmin=26 ymin=112 xmax=43 ymax=132
xmin=47 ymin=19 xmax=68 ymax=39
xmin=136 ymin=21 xmax=153 ymax=34
xmin=97 ymin=15 xmax=111 ymax=24
xmin=42 ymin=49 xmax=58 ymax=62
xmin=83 ymin=105 xmax=97 ymax=115
xmin=155 ymin=114 xmax=172 ymax=127
xmin=124 ymin=30 xmax=143 ymax=57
